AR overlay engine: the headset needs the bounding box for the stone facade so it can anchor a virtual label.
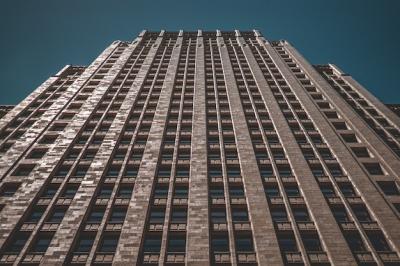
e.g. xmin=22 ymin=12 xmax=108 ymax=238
xmin=0 ymin=30 xmax=399 ymax=266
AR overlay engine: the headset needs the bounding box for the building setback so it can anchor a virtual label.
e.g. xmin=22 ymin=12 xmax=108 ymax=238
xmin=0 ymin=30 xmax=399 ymax=266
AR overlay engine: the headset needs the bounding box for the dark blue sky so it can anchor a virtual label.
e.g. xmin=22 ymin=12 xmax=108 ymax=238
xmin=1 ymin=0 xmax=399 ymax=104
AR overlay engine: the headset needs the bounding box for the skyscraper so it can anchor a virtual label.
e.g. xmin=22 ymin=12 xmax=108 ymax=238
xmin=0 ymin=30 xmax=399 ymax=265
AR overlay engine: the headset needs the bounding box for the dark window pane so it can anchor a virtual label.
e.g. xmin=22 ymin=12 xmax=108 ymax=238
xmin=5 ymin=233 xmax=30 ymax=253
xmin=345 ymin=233 xmax=366 ymax=252
xmin=149 ymin=210 xmax=165 ymax=223
xmin=31 ymin=235 xmax=53 ymax=253
xmin=98 ymin=187 xmax=113 ymax=198
xmin=211 ymin=210 xmax=226 ymax=223
xmin=99 ymin=235 xmax=119 ymax=252
xmin=212 ymin=236 xmax=229 ymax=252
xmin=367 ymin=232 xmax=391 ymax=252
xmin=168 ymin=236 xmax=186 ymax=252
xmin=48 ymin=209 xmax=66 ymax=223
xmin=88 ymin=209 xmax=105 ymax=223
xmin=278 ymin=235 xmax=297 ymax=252
xmin=271 ymin=210 xmax=288 ymax=222
xmin=293 ymin=209 xmax=310 ymax=222
xmin=232 ymin=210 xmax=248 ymax=222
xmin=352 ymin=206 xmax=372 ymax=222
xmin=75 ymin=235 xmax=95 ymax=253
xmin=171 ymin=210 xmax=187 ymax=223
xmin=109 ymin=209 xmax=127 ymax=223
xmin=302 ymin=234 xmax=322 ymax=251
xmin=332 ymin=209 xmax=350 ymax=223
xmin=27 ymin=209 xmax=45 ymax=223
xmin=143 ymin=236 xmax=161 ymax=252
xmin=235 ymin=236 xmax=253 ymax=252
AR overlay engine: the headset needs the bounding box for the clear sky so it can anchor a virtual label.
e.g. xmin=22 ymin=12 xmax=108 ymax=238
xmin=1 ymin=0 xmax=399 ymax=104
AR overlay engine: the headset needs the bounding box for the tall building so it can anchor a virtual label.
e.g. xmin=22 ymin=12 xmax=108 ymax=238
xmin=0 ymin=30 xmax=399 ymax=266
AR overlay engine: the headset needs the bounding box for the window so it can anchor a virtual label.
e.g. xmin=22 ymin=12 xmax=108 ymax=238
xmin=264 ymin=186 xmax=280 ymax=197
xmin=328 ymin=165 xmax=343 ymax=177
xmin=27 ymin=208 xmax=45 ymax=223
xmin=12 ymin=165 xmax=35 ymax=176
xmin=367 ymin=232 xmax=391 ymax=251
xmin=272 ymin=149 xmax=285 ymax=160
xmin=106 ymin=166 xmax=120 ymax=177
xmin=363 ymin=163 xmax=384 ymax=175
xmin=232 ymin=209 xmax=249 ymax=222
xmin=167 ymin=235 xmax=186 ymax=252
xmin=301 ymin=234 xmax=323 ymax=251
xmin=176 ymin=168 xmax=189 ymax=177
xmin=278 ymin=235 xmax=297 ymax=251
xmin=235 ymin=236 xmax=254 ymax=252
xmin=171 ymin=209 xmax=187 ymax=223
xmin=332 ymin=208 xmax=350 ymax=222
xmin=66 ymin=150 xmax=80 ymax=160
xmin=41 ymin=186 xmax=58 ymax=198
xmin=339 ymin=183 xmax=356 ymax=197
xmin=117 ymin=186 xmax=133 ymax=198
xmin=124 ymin=167 xmax=137 ymax=178
xmin=311 ymin=166 xmax=325 ymax=177
xmin=311 ymin=136 xmax=323 ymax=144
xmin=260 ymin=166 xmax=273 ymax=177
xmin=351 ymin=147 xmax=370 ymax=158
xmin=154 ymin=186 xmax=168 ymax=198
xmin=40 ymin=135 xmax=58 ymax=144
xmin=174 ymin=186 xmax=188 ymax=198
xmin=341 ymin=134 xmax=358 ymax=143
xmin=55 ymin=166 xmax=70 ymax=177
xmin=303 ymin=149 xmax=315 ymax=159
xmin=225 ymin=152 xmax=238 ymax=160
xmin=31 ymin=234 xmax=53 ymax=253
xmin=149 ymin=210 xmax=165 ymax=223
xmin=143 ymin=236 xmax=161 ymax=253
xmin=285 ymin=186 xmax=300 ymax=197
xmin=210 ymin=187 xmax=224 ymax=199
xmin=319 ymin=149 xmax=333 ymax=159
xmin=271 ymin=209 xmax=288 ymax=222
xmin=211 ymin=209 xmax=226 ymax=223
xmin=229 ymin=187 xmax=244 ymax=197
xmin=211 ymin=235 xmax=229 ymax=252
xmin=47 ymin=208 xmax=66 ymax=223
xmin=333 ymin=122 xmax=347 ymax=130
xmin=377 ymin=181 xmax=400 ymax=196
xmin=88 ymin=209 xmax=105 ymax=223
xmin=109 ymin=209 xmax=127 ymax=223
xmin=321 ymin=185 xmax=336 ymax=197
xmin=27 ymin=149 xmax=47 ymax=159
xmin=99 ymin=234 xmax=119 ymax=252
xmin=83 ymin=150 xmax=97 ymax=160
xmin=98 ymin=186 xmax=113 ymax=198
xmin=278 ymin=166 xmax=292 ymax=177
xmin=352 ymin=206 xmax=372 ymax=222
xmin=62 ymin=186 xmax=78 ymax=198
xmin=5 ymin=233 xmax=30 ymax=253
xmin=209 ymin=168 xmax=222 ymax=178
xmin=0 ymin=183 xmax=20 ymax=197
xmin=293 ymin=209 xmax=310 ymax=222
xmin=157 ymin=168 xmax=171 ymax=178
xmin=345 ymin=233 xmax=366 ymax=252
xmin=74 ymin=166 xmax=88 ymax=178
xmin=227 ymin=168 xmax=241 ymax=177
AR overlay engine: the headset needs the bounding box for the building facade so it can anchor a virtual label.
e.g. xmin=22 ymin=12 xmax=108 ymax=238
xmin=0 ymin=30 xmax=399 ymax=265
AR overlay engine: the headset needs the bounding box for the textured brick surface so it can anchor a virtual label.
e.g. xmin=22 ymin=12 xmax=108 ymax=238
xmin=0 ymin=30 xmax=398 ymax=266
xmin=186 ymin=32 xmax=210 ymax=265
xmin=218 ymin=35 xmax=284 ymax=265
xmin=114 ymin=35 xmax=183 ymax=265
xmin=0 ymin=42 xmax=121 ymax=250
